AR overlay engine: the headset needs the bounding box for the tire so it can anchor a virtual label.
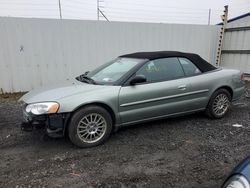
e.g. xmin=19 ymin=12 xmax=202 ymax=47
xmin=205 ymin=89 xmax=232 ymax=119
xmin=68 ymin=105 xmax=113 ymax=148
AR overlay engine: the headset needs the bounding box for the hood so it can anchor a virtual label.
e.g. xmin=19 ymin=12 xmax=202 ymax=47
xmin=20 ymin=78 xmax=106 ymax=104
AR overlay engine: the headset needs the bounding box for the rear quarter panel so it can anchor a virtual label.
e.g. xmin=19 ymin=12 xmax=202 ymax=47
xmin=187 ymin=68 xmax=244 ymax=109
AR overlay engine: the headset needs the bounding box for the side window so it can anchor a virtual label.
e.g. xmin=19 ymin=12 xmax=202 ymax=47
xmin=178 ymin=58 xmax=201 ymax=76
xmin=136 ymin=57 xmax=185 ymax=83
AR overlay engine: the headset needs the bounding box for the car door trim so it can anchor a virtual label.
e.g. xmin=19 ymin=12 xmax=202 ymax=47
xmin=120 ymin=89 xmax=209 ymax=107
xmin=120 ymin=108 xmax=206 ymax=126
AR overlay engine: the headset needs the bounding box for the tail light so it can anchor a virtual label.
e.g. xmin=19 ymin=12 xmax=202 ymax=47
xmin=240 ymin=73 xmax=244 ymax=81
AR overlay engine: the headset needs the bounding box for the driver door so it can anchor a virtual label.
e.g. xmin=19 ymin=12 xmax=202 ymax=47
xmin=118 ymin=57 xmax=191 ymax=125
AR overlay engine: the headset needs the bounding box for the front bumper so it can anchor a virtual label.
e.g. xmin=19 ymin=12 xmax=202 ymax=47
xmin=21 ymin=104 xmax=70 ymax=137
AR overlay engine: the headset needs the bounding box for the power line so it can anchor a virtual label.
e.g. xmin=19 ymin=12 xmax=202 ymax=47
xmin=99 ymin=9 xmax=109 ymax=21
xmin=62 ymin=9 xmax=95 ymax=14
xmin=104 ymin=8 xmax=212 ymax=17
xmin=228 ymin=1 xmax=250 ymax=7
xmin=0 ymin=1 xmax=234 ymax=25
xmin=0 ymin=2 xmax=58 ymax=6
xmin=105 ymin=13 xmax=208 ymax=22
xmin=69 ymin=0 xmax=96 ymax=6
xmin=0 ymin=8 xmax=58 ymax=11
xmin=104 ymin=10 xmax=210 ymax=20
xmin=105 ymin=6 xmax=219 ymax=14
xmin=3 ymin=14 xmax=60 ymax=18
xmin=62 ymin=2 xmax=96 ymax=8
xmin=106 ymin=1 xmax=223 ymax=11
xmin=108 ymin=17 xmax=208 ymax=24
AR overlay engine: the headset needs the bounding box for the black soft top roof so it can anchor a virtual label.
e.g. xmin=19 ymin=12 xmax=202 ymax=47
xmin=120 ymin=51 xmax=216 ymax=72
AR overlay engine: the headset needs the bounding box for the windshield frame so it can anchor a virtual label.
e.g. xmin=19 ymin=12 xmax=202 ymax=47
xmin=85 ymin=57 xmax=148 ymax=86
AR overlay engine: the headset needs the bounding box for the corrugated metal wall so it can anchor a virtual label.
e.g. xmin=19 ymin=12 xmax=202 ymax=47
xmin=221 ymin=17 xmax=250 ymax=74
xmin=0 ymin=17 xmax=220 ymax=93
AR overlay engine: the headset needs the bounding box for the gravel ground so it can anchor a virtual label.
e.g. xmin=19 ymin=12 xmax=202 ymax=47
xmin=0 ymin=92 xmax=250 ymax=188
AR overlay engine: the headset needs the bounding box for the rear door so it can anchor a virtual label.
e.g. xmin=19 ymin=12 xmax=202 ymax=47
xmin=178 ymin=57 xmax=212 ymax=110
xmin=118 ymin=57 xmax=192 ymax=124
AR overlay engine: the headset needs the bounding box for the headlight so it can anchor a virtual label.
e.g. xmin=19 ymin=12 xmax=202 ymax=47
xmin=223 ymin=175 xmax=250 ymax=188
xmin=26 ymin=102 xmax=59 ymax=115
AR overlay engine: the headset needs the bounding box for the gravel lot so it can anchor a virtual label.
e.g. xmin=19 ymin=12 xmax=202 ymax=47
xmin=0 ymin=91 xmax=250 ymax=188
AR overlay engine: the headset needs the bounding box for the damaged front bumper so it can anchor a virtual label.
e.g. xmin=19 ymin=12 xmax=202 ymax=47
xmin=21 ymin=105 xmax=70 ymax=138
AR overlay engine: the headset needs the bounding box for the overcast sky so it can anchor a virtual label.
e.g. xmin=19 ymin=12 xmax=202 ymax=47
xmin=0 ymin=0 xmax=249 ymax=25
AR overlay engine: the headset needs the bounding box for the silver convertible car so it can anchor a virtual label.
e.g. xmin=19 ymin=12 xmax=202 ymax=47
xmin=20 ymin=51 xmax=245 ymax=147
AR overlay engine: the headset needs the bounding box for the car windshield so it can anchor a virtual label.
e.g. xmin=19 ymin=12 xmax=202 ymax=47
xmin=82 ymin=58 xmax=145 ymax=85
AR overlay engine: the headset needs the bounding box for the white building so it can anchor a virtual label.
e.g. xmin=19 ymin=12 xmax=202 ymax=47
xmin=220 ymin=12 xmax=250 ymax=77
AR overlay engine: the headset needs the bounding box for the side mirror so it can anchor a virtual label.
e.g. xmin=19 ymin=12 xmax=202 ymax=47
xmin=130 ymin=75 xmax=146 ymax=85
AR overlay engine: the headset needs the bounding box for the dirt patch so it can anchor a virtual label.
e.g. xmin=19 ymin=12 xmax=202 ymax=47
xmin=0 ymin=94 xmax=250 ymax=187
xmin=0 ymin=92 xmax=25 ymax=102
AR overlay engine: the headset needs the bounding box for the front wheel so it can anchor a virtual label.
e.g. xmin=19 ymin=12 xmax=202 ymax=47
xmin=206 ymin=89 xmax=232 ymax=119
xmin=68 ymin=105 xmax=113 ymax=148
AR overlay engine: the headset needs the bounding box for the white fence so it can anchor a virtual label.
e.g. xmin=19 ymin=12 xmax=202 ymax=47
xmin=0 ymin=17 xmax=220 ymax=93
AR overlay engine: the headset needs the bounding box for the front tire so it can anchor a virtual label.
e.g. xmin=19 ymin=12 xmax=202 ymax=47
xmin=68 ymin=105 xmax=113 ymax=148
xmin=206 ymin=89 xmax=232 ymax=119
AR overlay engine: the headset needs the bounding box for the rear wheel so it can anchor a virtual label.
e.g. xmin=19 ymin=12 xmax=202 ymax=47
xmin=68 ymin=105 xmax=113 ymax=148
xmin=206 ymin=89 xmax=231 ymax=119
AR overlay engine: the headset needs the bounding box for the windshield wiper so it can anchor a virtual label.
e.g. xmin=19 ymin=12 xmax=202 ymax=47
xmin=76 ymin=75 xmax=96 ymax=84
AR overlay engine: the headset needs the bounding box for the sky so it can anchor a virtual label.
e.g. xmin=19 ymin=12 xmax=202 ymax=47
xmin=0 ymin=0 xmax=249 ymax=25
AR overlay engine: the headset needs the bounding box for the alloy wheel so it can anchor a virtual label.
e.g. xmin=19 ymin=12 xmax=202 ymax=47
xmin=77 ymin=113 xmax=107 ymax=143
xmin=212 ymin=94 xmax=230 ymax=116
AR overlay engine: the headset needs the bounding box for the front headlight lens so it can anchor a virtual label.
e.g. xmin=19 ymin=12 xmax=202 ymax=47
xmin=26 ymin=102 xmax=59 ymax=115
xmin=223 ymin=175 xmax=250 ymax=188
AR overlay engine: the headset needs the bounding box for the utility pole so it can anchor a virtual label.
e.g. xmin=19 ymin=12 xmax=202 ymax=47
xmin=215 ymin=5 xmax=228 ymax=67
xmin=97 ymin=0 xmax=109 ymax=21
xmin=97 ymin=0 xmax=99 ymax=20
xmin=58 ymin=0 xmax=62 ymax=19
xmin=208 ymin=8 xmax=211 ymax=25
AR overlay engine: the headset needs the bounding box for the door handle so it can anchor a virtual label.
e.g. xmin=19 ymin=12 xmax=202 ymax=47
xmin=178 ymin=85 xmax=187 ymax=90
